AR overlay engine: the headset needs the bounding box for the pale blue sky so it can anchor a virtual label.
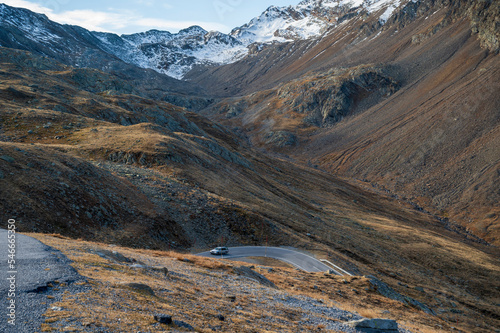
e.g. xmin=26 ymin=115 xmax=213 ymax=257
xmin=2 ymin=0 xmax=299 ymax=34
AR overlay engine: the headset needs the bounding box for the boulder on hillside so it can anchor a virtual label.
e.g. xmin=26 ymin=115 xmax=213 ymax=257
xmin=95 ymin=249 xmax=132 ymax=263
xmin=124 ymin=283 xmax=155 ymax=296
xmin=347 ymin=318 xmax=398 ymax=332
xmin=154 ymin=314 xmax=172 ymax=324
xmin=232 ymin=266 xmax=277 ymax=289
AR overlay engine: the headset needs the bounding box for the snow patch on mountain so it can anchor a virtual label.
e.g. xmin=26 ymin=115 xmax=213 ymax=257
xmin=230 ymin=6 xmax=326 ymax=44
xmin=297 ymin=0 xmax=363 ymax=10
xmin=230 ymin=0 xmax=402 ymax=44
xmin=123 ymin=30 xmax=174 ymax=45
xmin=378 ymin=0 xmax=401 ymax=23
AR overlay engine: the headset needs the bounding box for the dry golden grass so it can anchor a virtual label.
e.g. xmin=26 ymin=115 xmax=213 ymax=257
xmin=26 ymin=233 xmax=472 ymax=333
xmin=352 ymin=308 xmax=379 ymax=319
xmin=40 ymin=323 xmax=56 ymax=332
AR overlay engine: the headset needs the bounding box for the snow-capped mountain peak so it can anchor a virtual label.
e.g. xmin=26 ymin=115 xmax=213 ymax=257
xmin=177 ymin=25 xmax=208 ymax=37
xmin=0 ymin=1 xmax=405 ymax=80
xmin=230 ymin=0 xmax=402 ymax=44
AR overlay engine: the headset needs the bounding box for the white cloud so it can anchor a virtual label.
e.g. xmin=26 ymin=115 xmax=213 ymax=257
xmin=2 ymin=0 xmax=53 ymax=13
xmin=1 ymin=0 xmax=118 ymax=31
xmin=51 ymin=9 xmax=131 ymax=32
xmin=1 ymin=0 xmax=229 ymax=34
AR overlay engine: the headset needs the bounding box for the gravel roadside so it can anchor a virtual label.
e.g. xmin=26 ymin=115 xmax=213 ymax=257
xmin=0 ymin=229 xmax=87 ymax=333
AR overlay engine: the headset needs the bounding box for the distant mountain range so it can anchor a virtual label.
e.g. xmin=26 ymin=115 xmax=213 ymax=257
xmin=0 ymin=0 xmax=403 ymax=79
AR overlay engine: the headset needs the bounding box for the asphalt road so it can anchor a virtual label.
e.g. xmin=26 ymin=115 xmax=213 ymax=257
xmin=0 ymin=228 xmax=84 ymax=332
xmin=197 ymin=246 xmax=343 ymax=274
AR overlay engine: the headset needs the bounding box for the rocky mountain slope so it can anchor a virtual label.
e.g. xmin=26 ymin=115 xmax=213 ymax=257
xmin=194 ymin=0 xmax=500 ymax=246
xmin=187 ymin=0 xmax=499 ymax=96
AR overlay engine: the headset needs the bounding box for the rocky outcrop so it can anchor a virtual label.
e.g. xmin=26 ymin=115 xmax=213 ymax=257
xmin=233 ymin=266 xmax=277 ymax=289
xmin=467 ymin=0 xmax=499 ymax=52
xmin=154 ymin=314 xmax=172 ymax=324
xmin=347 ymin=318 xmax=398 ymax=332
xmin=161 ymin=94 xmax=215 ymax=112
xmin=265 ymin=131 xmax=298 ymax=148
xmin=276 ymin=66 xmax=399 ymax=127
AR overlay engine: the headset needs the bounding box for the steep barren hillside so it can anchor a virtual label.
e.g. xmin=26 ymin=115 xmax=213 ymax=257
xmin=197 ymin=0 xmax=500 ymax=245
xmin=305 ymin=25 xmax=500 ymax=245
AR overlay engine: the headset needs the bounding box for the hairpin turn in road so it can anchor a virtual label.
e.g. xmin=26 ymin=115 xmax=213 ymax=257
xmin=197 ymin=246 xmax=350 ymax=275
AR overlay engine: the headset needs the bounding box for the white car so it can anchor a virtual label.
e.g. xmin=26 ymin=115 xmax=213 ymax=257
xmin=210 ymin=247 xmax=229 ymax=255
